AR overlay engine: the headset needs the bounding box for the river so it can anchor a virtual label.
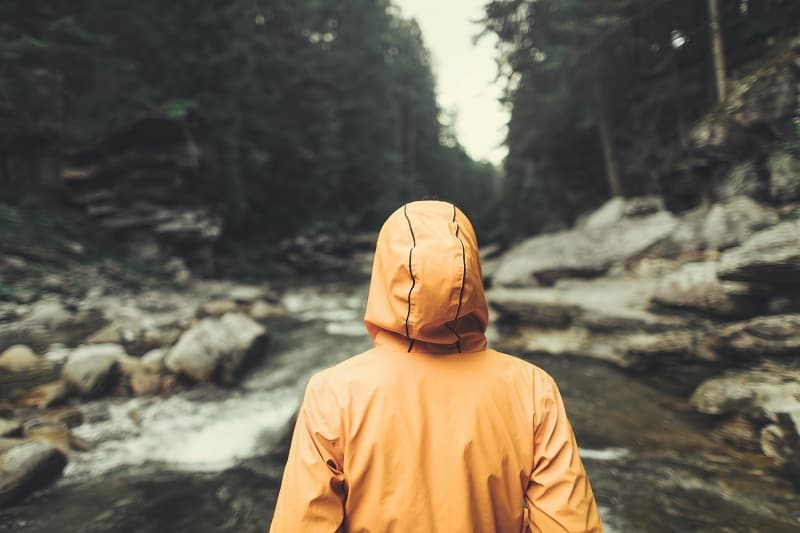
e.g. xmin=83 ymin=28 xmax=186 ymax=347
xmin=0 ymin=281 xmax=798 ymax=532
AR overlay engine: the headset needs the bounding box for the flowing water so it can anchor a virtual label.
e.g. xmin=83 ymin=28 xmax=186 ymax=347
xmin=1 ymin=282 xmax=798 ymax=532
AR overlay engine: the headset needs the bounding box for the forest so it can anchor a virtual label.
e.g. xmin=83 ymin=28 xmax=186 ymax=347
xmin=0 ymin=0 xmax=499 ymax=241
xmin=1 ymin=1 xmax=800 ymax=531
xmin=3 ymin=1 xmax=799 ymax=243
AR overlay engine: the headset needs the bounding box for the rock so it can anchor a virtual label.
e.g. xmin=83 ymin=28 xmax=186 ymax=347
xmin=0 ymin=439 xmax=26 ymax=455
xmin=139 ymin=328 xmax=181 ymax=352
xmin=23 ymin=299 xmax=73 ymax=331
xmin=710 ymin=414 xmax=762 ymax=451
xmin=0 ymin=441 xmax=67 ymax=506
xmin=0 ymin=302 xmax=105 ymax=353
xmin=85 ymin=320 xmax=161 ymax=356
xmin=33 ymin=407 xmax=83 ymax=429
xmin=164 ymin=257 xmax=191 ymax=286
xmin=713 ymin=160 xmax=765 ymax=201
xmin=488 ymin=276 xmax=712 ymax=389
xmin=23 ymin=422 xmax=71 ymax=455
xmin=493 ymin=210 xmax=678 ymax=287
xmin=199 ymin=299 xmax=239 ymax=318
xmin=718 ymin=221 xmax=800 ymax=283
xmin=767 ymin=150 xmax=800 ymax=203
xmin=701 ymin=196 xmax=778 ymax=251
xmin=0 ymin=354 xmax=60 ymax=402
xmin=649 ymin=262 xmax=766 ymax=318
xmin=0 ymin=420 xmax=21 ymax=438
xmin=0 ymin=346 xmax=39 ymax=372
xmin=165 ymin=313 xmax=268 ymax=385
xmin=40 ymin=274 xmax=63 ymax=293
xmin=489 ymin=277 xmax=684 ymax=332
xmin=623 ymin=196 xmax=665 ymax=217
xmin=761 ymin=415 xmax=800 ymax=480
xmin=14 ymin=381 xmax=67 ymax=409
xmin=140 ymin=348 xmax=167 ymax=373
xmin=583 ymin=197 xmax=626 ymax=229
xmin=581 ymin=196 xmax=665 ymax=229
xmin=249 ymin=300 xmax=287 ymax=321
xmin=660 ymin=206 xmax=708 ymax=256
xmin=129 ymin=368 xmax=162 ymax=396
xmin=228 ymin=285 xmax=269 ymax=304
xmin=691 ymin=361 xmax=800 ymax=475
xmin=725 ymin=58 xmax=799 ymax=128
xmin=0 ymin=256 xmax=27 ymax=277
xmin=62 ymin=344 xmax=124 ymax=398
xmin=85 ymin=324 xmax=124 ymax=345
xmin=703 ymin=314 xmax=800 ymax=360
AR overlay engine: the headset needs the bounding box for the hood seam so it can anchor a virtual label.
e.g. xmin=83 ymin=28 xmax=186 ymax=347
xmin=445 ymin=205 xmax=467 ymax=353
xmin=402 ymin=204 xmax=417 ymax=352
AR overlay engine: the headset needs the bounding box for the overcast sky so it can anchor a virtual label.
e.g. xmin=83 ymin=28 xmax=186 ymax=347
xmin=393 ymin=0 xmax=509 ymax=165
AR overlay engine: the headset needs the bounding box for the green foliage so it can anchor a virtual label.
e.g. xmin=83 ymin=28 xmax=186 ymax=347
xmin=483 ymin=0 xmax=800 ymax=237
xmin=1 ymin=0 xmax=501 ymax=240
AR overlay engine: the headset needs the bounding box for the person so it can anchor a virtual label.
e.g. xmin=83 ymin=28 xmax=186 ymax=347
xmin=270 ymin=200 xmax=603 ymax=532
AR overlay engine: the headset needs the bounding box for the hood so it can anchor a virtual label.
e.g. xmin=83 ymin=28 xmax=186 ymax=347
xmin=365 ymin=200 xmax=488 ymax=353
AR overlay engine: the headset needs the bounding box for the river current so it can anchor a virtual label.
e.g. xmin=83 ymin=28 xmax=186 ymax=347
xmin=0 ymin=282 xmax=797 ymax=532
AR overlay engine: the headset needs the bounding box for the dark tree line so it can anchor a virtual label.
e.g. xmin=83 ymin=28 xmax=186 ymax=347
xmin=482 ymin=0 xmax=800 ymax=238
xmin=0 ymin=1 xmax=500 ymax=239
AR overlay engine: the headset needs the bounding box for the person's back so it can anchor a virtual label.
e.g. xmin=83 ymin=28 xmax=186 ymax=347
xmin=270 ymin=201 xmax=602 ymax=532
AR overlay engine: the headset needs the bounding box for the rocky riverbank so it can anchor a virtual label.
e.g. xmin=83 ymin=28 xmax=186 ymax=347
xmin=0 ymin=267 xmax=288 ymax=506
xmin=488 ymin=195 xmax=800 ymax=484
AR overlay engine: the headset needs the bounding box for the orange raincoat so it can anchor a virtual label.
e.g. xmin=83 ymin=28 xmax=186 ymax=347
xmin=270 ymin=201 xmax=602 ymax=532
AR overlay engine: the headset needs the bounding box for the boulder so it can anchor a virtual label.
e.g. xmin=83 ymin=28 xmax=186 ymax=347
xmin=22 ymin=300 xmax=73 ymax=331
xmin=761 ymin=415 xmax=800 ymax=481
xmin=701 ymin=196 xmax=778 ymax=251
xmin=228 ymin=285 xmax=270 ymax=304
xmin=23 ymin=422 xmax=71 ymax=455
xmin=718 ymin=221 xmax=800 ymax=283
xmin=249 ymin=300 xmax=288 ymax=321
xmin=165 ymin=313 xmax=268 ymax=385
xmin=0 ymin=301 xmax=105 ymax=353
xmin=713 ymin=160 xmax=765 ymax=201
xmin=0 ymin=345 xmax=39 ymax=372
xmin=0 ymin=347 xmax=60 ymax=402
xmin=649 ymin=262 xmax=766 ymax=318
xmin=583 ymin=197 xmax=626 ymax=229
xmin=0 ymin=441 xmax=67 ymax=506
xmin=488 ymin=276 xmax=713 ymax=392
xmin=691 ymin=361 xmax=800 ymax=476
xmin=140 ymin=348 xmax=167 ymax=373
xmin=660 ymin=206 xmax=708 ymax=256
xmin=32 ymin=407 xmax=83 ymax=429
xmin=767 ymin=150 xmax=800 ymax=203
xmin=62 ymin=344 xmax=124 ymax=398
xmin=14 ymin=381 xmax=67 ymax=409
xmin=725 ymin=58 xmax=799 ymax=128
xmin=703 ymin=314 xmax=800 ymax=360
xmin=493 ymin=210 xmax=677 ymax=287
xmin=489 ymin=277 xmax=683 ymax=332
xmin=198 ymin=299 xmax=239 ymax=318
xmin=0 ymin=420 xmax=21 ymax=438
xmin=691 ymin=361 xmax=800 ymax=418
xmin=129 ymin=368 xmax=162 ymax=396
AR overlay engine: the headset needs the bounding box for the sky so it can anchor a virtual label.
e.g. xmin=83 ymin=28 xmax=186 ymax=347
xmin=393 ymin=0 xmax=509 ymax=165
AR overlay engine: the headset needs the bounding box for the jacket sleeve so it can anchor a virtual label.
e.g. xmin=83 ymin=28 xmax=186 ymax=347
xmin=525 ymin=371 xmax=603 ymax=532
xmin=270 ymin=375 xmax=346 ymax=532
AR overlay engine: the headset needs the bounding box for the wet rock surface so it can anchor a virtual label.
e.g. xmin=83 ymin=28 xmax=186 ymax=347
xmin=0 ymin=442 xmax=67 ymax=507
xmin=718 ymin=221 xmax=800 ymax=283
xmin=165 ymin=313 xmax=268 ymax=386
xmin=488 ymin=196 xmax=800 ymax=480
xmin=492 ymin=204 xmax=677 ymax=287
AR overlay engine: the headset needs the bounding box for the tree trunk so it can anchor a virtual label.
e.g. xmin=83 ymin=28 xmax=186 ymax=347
xmin=597 ymin=107 xmax=623 ymax=197
xmin=708 ymin=0 xmax=727 ymax=103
